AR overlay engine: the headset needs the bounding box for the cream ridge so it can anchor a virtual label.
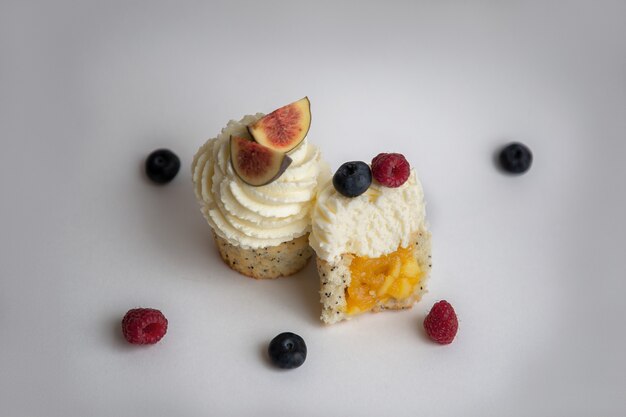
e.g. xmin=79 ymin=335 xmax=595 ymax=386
xmin=309 ymin=170 xmax=427 ymax=263
xmin=192 ymin=114 xmax=326 ymax=249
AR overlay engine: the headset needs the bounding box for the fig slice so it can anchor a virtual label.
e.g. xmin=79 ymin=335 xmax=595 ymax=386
xmin=230 ymin=136 xmax=292 ymax=186
xmin=247 ymin=97 xmax=311 ymax=153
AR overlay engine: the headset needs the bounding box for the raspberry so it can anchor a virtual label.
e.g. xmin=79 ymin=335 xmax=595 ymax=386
xmin=122 ymin=308 xmax=168 ymax=345
xmin=423 ymin=300 xmax=458 ymax=344
xmin=371 ymin=153 xmax=410 ymax=187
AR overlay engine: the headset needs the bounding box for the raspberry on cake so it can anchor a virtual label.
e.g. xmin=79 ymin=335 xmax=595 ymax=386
xmin=309 ymin=153 xmax=431 ymax=324
xmin=371 ymin=153 xmax=410 ymax=187
xmin=192 ymin=99 xmax=329 ymax=279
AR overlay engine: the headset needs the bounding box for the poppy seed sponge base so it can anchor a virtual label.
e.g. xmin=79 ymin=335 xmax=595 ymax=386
xmin=213 ymin=231 xmax=313 ymax=279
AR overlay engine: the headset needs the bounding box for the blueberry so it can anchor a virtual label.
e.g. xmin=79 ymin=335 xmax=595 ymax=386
xmin=332 ymin=161 xmax=372 ymax=197
xmin=498 ymin=143 xmax=532 ymax=174
xmin=145 ymin=149 xmax=180 ymax=184
xmin=268 ymin=332 xmax=307 ymax=369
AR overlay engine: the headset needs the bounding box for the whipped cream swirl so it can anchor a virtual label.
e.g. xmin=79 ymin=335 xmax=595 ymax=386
xmin=309 ymin=170 xmax=427 ymax=262
xmin=192 ymin=114 xmax=326 ymax=249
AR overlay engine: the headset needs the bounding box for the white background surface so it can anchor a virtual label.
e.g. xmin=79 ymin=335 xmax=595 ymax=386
xmin=1 ymin=1 xmax=625 ymax=416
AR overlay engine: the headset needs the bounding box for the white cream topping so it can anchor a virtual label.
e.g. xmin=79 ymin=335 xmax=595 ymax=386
xmin=192 ymin=114 xmax=327 ymax=249
xmin=309 ymin=170 xmax=427 ymax=263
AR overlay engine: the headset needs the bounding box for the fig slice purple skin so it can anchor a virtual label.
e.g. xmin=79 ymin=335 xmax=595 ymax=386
xmin=247 ymin=97 xmax=311 ymax=153
xmin=230 ymin=136 xmax=292 ymax=186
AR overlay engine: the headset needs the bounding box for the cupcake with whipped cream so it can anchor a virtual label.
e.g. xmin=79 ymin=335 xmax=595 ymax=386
xmin=309 ymin=153 xmax=431 ymax=324
xmin=192 ymin=98 xmax=328 ymax=279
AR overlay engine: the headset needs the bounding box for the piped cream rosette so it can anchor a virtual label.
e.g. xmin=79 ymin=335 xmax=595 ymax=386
xmin=192 ymin=114 xmax=328 ymax=278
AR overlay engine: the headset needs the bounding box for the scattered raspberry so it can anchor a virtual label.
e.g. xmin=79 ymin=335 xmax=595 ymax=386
xmin=122 ymin=308 xmax=168 ymax=345
xmin=371 ymin=153 xmax=410 ymax=188
xmin=423 ymin=300 xmax=458 ymax=344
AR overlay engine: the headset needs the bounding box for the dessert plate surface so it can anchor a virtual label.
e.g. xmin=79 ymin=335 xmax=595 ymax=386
xmin=0 ymin=1 xmax=624 ymax=416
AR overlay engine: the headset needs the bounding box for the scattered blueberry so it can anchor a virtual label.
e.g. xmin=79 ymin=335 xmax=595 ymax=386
xmin=333 ymin=161 xmax=372 ymax=197
xmin=498 ymin=143 xmax=532 ymax=174
xmin=145 ymin=149 xmax=180 ymax=184
xmin=268 ymin=332 xmax=307 ymax=369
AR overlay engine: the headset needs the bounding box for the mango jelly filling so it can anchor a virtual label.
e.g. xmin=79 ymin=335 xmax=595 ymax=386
xmin=346 ymin=245 xmax=423 ymax=315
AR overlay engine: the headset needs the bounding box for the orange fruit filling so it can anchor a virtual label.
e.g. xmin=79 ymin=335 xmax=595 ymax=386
xmin=346 ymin=245 xmax=423 ymax=315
